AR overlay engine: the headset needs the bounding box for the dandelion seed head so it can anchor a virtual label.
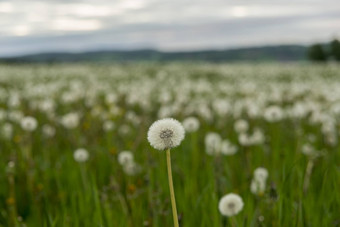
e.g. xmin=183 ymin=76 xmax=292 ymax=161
xmin=182 ymin=117 xmax=200 ymax=133
xmin=21 ymin=116 xmax=38 ymax=132
xmin=234 ymin=119 xmax=249 ymax=133
xmin=220 ymin=139 xmax=238 ymax=155
xmin=118 ymin=151 xmax=134 ymax=165
xmin=103 ymin=120 xmax=115 ymax=132
xmin=123 ymin=162 xmax=141 ymax=176
xmin=42 ymin=124 xmax=56 ymax=138
xmin=73 ymin=148 xmax=89 ymax=162
xmin=254 ymin=167 xmax=268 ymax=181
xmin=218 ymin=193 xmax=244 ymax=217
xmin=205 ymin=132 xmax=222 ymax=155
xmin=60 ymin=112 xmax=80 ymax=129
xmin=1 ymin=123 xmax=13 ymax=139
xmin=147 ymin=118 xmax=185 ymax=150
xmin=250 ymin=178 xmax=266 ymax=195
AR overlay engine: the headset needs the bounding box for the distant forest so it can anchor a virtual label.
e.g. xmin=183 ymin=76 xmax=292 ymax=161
xmin=0 ymin=39 xmax=339 ymax=63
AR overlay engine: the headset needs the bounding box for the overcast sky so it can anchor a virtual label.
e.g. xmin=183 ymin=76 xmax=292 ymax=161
xmin=0 ymin=0 xmax=339 ymax=56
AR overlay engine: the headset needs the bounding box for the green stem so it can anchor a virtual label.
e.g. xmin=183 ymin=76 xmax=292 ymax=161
xmin=230 ymin=216 xmax=237 ymax=227
xmin=303 ymin=159 xmax=314 ymax=194
xmin=166 ymin=149 xmax=179 ymax=227
xmin=8 ymin=173 xmax=17 ymax=227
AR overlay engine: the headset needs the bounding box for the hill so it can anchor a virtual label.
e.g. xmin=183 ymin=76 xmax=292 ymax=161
xmin=0 ymin=45 xmax=307 ymax=63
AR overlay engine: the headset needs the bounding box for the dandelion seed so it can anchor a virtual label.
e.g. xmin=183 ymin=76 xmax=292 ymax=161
xmin=218 ymin=193 xmax=244 ymax=217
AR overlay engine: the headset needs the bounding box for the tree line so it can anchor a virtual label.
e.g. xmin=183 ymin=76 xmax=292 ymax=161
xmin=308 ymin=39 xmax=340 ymax=62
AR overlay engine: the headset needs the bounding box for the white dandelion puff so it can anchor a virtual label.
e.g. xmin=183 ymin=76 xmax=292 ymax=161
xmin=60 ymin=112 xmax=80 ymax=129
xmin=21 ymin=116 xmax=38 ymax=132
xmin=73 ymin=148 xmax=89 ymax=162
xmin=218 ymin=193 xmax=244 ymax=217
xmin=251 ymin=167 xmax=268 ymax=195
xmin=220 ymin=139 xmax=238 ymax=155
xmin=234 ymin=119 xmax=249 ymax=133
xmin=205 ymin=132 xmax=222 ymax=155
xmin=182 ymin=117 xmax=200 ymax=133
xmin=147 ymin=118 xmax=185 ymax=151
xmin=1 ymin=123 xmax=13 ymax=139
xmin=103 ymin=120 xmax=115 ymax=132
xmin=254 ymin=167 xmax=268 ymax=181
xmin=42 ymin=124 xmax=56 ymax=138
xmin=251 ymin=179 xmax=266 ymax=195
xmin=123 ymin=162 xmax=141 ymax=176
xmin=118 ymin=151 xmax=134 ymax=166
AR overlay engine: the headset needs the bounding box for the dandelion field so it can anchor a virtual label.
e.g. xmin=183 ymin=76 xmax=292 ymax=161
xmin=0 ymin=63 xmax=340 ymax=227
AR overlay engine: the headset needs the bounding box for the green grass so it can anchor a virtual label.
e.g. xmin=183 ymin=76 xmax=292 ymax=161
xmin=0 ymin=63 xmax=339 ymax=227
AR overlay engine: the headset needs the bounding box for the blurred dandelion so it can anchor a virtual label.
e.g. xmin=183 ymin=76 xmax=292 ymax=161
xmin=73 ymin=148 xmax=89 ymax=162
xmin=118 ymin=151 xmax=134 ymax=165
xmin=218 ymin=193 xmax=244 ymax=217
xmin=251 ymin=167 xmax=268 ymax=196
xmin=118 ymin=151 xmax=140 ymax=175
xmin=21 ymin=116 xmax=38 ymax=132
xmin=182 ymin=117 xmax=200 ymax=133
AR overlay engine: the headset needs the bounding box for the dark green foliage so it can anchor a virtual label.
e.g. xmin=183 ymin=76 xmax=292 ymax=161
xmin=330 ymin=39 xmax=340 ymax=61
xmin=307 ymin=44 xmax=327 ymax=62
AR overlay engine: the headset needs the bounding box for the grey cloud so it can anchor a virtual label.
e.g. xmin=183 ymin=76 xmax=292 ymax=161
xmin=0 ymin=0 xmax=339 ymax=56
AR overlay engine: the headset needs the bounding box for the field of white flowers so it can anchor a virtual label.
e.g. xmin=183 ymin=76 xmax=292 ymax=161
xmin=0 ymin=63 xmax=339 ymax=227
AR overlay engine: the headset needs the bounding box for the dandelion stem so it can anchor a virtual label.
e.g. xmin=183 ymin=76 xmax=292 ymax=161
xmin=7 ymin=173 xmax=17 ymax=227
xmin=230 ymin=216 xmax=238 ymax=227
xmin=303 ymin=159 xmax=314 ymax=194
xmin=166 ymin=149 xmax=179 ymax=227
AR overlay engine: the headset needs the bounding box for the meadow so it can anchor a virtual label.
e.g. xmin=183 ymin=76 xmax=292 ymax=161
xmin=0 ymin=63 xmax=339 ymax=227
